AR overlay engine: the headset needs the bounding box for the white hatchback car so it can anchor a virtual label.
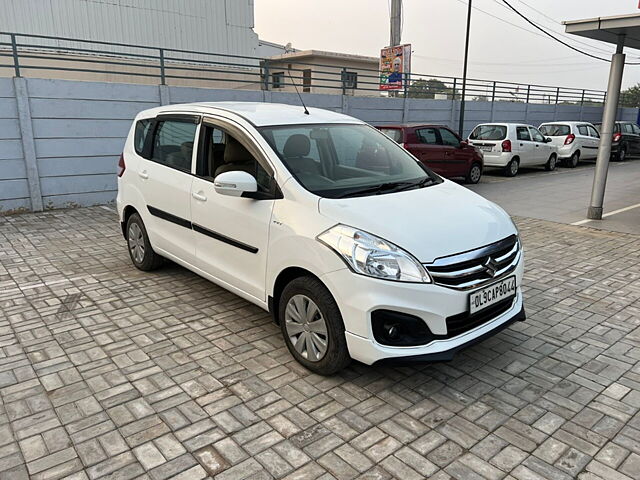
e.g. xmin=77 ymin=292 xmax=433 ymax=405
xmin=117 ymin=102 xmax=524 ymax=374
xmin=468 ymin=123 xmax=558 ymax=176
xmin=539 ymin=121 xmax=600 ymax=168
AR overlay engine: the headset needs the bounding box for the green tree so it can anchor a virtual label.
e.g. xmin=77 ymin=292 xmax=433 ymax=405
xmin=408 ymin=78 xmax=456 ymax=99
xmin=620 ymin=84 xmax=640 ymax=107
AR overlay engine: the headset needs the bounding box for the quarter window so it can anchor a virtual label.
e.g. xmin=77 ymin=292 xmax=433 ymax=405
xmin=516 ymin=127 xmax=531 ymax=141
xmin=151 ymin=120 xmax=197 ymax=172
xmin=134 ymin=119 xmax=152 ymax=156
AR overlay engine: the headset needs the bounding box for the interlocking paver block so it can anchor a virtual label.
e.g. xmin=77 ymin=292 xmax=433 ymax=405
xmin=1 ymin=206 xmax=640 ymax=479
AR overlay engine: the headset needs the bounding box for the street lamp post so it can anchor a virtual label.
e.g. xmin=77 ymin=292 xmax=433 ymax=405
xmin=458 ymin=0 xmax=472 ymax=137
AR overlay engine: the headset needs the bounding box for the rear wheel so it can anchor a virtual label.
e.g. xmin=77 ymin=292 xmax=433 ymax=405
xmin=615 ymin=145 xmax=627 ymax=162
xmin=279 ymin=276 xmax=350 ymax=375
xmin=564 ymin=151 xmax=579 ymax=168
xmin=126 ymin=213 xmax=163 ymax=271
xmin=465 ymin=163 xmax=482 ymax=184
xmin=545 ymin=154 xmax=557 ymax=171
xmin=504 ymin=159 xmax=519 ymax=177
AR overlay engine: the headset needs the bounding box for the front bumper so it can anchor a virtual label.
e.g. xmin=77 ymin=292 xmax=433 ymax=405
xmin=321 ymin=257 xmax=525 ymax=365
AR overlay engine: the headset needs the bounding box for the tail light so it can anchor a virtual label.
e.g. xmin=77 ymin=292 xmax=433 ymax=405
xmin=501 ymin=140 xmax=512 ymax=152
xmin=613 ymin=133 xmax=622 ymax=142
xmin=117 ymin=153 xmax=126 ymax=177
xmin=564 ymin=134 xmax=575 ymax=145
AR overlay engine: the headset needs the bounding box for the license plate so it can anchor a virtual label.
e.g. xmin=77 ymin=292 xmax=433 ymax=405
xmin=469 ymin=276 xmax=516 ymax=314
xmin=480 ymin=146 xmax=493 ymax=152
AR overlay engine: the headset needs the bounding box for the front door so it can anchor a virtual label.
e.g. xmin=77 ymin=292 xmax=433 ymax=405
xmin=515 ymin=126 xmax=535 ymax=165
xmin=438 ymin=127 xmax=469 ymax=177
xmin=190 ymin=120 xmax=276 ymax=302
xmin=137 ymin=115 xmax=199 ymax=263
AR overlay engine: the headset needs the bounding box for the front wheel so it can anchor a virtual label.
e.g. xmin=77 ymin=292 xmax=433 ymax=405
xmin=465 ymin=163 xmax=482 ymax=184
xmin=545 ymin=154 xmax=557 ymax=171
xmin=504 ymin=159 xmax=519 ymax=177
xmin=279 ymin=276 xmax=350 ymax=375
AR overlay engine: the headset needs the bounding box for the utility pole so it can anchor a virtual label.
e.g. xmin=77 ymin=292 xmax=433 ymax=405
xmin=390 ymin=0 xmax=402 ymax=47
xmin=458 ymin=0 xmax=472 ymax=137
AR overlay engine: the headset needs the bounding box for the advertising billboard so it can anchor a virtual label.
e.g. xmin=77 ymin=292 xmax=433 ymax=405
xmin=380 ymin=44 xmax=411 ymax=91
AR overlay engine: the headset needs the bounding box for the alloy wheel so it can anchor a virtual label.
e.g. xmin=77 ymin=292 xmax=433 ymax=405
xmin=470 ymin=165 xmax=481 ymax=183
xmin=128 ymin=223 xmax=145 ymax=263
xmin=284 ymin=294 xmax=329 ymax=362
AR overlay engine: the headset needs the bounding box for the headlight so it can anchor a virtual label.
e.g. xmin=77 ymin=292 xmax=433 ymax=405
xmin=317 ymin=225 xmax=431 ymax=283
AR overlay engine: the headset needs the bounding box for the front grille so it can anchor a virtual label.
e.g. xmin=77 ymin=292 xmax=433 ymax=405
xmin=425 ymin=235 xmax=520 ymax=290
xmin=445 ymin=297 xmax=514 ymax=337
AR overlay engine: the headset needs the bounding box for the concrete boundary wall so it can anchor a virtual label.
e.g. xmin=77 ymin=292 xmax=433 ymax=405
xmin=0 ymin=77 xmax=637 ymax=213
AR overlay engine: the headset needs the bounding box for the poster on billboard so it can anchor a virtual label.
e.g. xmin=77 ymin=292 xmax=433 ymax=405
xmin=380 ymin=44 xmax=411 ymax=90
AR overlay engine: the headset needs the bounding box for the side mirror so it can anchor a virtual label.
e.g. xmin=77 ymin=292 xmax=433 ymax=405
xmin=214 ymin=171 xmax=258 ymax=197
xmin=545 ymin=137 xmax=553 ymax=143
xmin=459 ymin=140 xmax=468 ymax=148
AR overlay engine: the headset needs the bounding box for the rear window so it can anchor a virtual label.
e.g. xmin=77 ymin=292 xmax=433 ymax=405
xmin=469 ymin=125 xmax=507 ymax=141
xmin=134 ymin=119 xmax=153 ymax=156
xmin=378 ymin=128 xmax=403 ymax=143
xmin=539 ymin=124 xmax=570 ymax=136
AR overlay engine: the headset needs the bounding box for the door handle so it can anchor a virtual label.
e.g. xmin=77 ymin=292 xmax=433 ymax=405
xmin=520 ymin=143 xmax=524 ymax=146
xmin=192 ymin=191 xmax=207 ymax=202
xmin=138 ymin=171 xmax=149 ymax=179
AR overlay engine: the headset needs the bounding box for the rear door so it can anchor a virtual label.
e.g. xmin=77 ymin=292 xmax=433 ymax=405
xmin=515 ymin=126 xmax=535 ymax=165
xmin=575 ymin=124 xmax=591 ymax=156
xmin=137 ymin=114 xmax=199 ymax=264
xmin=410 ymin=127 xmax=447 ymax=173
xmin=630 ymin=123 xmax=640 ymax=154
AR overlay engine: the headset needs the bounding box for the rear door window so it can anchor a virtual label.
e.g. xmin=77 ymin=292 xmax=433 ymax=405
xmin=516 ymin=127 xmax=531 ymax=141
xmin=623 ymin=123 xmax=634 ymax=134
xmin=416 ymin=128 xmax=439 ymax=145
xmin=577 ymin=125 xmax=589 ymax=136
xmin=633 ymin=124 xmax=640 ymax=135
xmin=469 ymin=125 xmax=507 ymax=141
xmin=151 ymin=119 xmax=198 ymax=172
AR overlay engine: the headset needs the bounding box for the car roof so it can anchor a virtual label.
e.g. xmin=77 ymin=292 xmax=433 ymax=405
xmin=539 ymin=121 xmax=594 ymax=125
xmin=137 ymin=102 xmax=363 ymax=127
xmin=376 ymin=124 xmax=446 ymax=129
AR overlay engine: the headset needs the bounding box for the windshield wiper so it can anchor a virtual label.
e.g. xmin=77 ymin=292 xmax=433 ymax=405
xmin=338 ymin=181 xmax=415 ymax=198
xmin=394 ymin=177 xmax=436 ymax=192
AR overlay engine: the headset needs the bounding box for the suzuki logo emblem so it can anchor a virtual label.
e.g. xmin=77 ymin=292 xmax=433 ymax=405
xmin=483 ymin=257 xmax=498 ymax=277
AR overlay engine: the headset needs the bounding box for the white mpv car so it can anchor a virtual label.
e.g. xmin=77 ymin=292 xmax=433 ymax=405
xmin=539 ymin=122 xmax=600 ymax=168
xmin=117 ymin=102 xmax=525 ymax=374
xmin=468 ymin=123 xmax=558 ymax=176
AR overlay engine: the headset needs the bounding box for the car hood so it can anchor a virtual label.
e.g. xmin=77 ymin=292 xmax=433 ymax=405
xmin=318 ymin=180 xmax=516 ymax=264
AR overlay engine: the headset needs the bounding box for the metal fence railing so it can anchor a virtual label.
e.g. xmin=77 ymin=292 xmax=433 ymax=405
xmin=0 ymin=31 xmax=633 ymax=107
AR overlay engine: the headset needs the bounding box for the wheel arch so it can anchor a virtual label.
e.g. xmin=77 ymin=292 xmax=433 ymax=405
xmin=269 ymin=266 xmax=323 ymax=325
xmin=121 ymin=205 xmax=140 ymax=238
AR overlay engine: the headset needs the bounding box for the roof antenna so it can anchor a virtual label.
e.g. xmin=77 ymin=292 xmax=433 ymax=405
xmin=286 ymin=67 xmax=310 ymax=115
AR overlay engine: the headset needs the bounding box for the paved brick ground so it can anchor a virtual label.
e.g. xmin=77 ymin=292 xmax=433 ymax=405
xmin=1 ymin=206 xmax=639 ymax=480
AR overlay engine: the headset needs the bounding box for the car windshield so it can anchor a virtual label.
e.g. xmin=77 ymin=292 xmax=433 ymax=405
xmin=540 ymin=124 xmax=570 ymax=136
xmin=378 ymin=128 xmax=403 ymax=143
xmin=259 ymin=123 xmax=440 ymax=199
xmin=469 ymin=125 xmax=507 ymax=141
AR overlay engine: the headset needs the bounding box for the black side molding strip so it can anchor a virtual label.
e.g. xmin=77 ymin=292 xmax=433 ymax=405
xmin=147 ymin=205 xmax=258 ymax=254
xmin=147 ymin=205 xmax=191 ymax=229
xmin=192 ymin=223 xmax=259 ymax=253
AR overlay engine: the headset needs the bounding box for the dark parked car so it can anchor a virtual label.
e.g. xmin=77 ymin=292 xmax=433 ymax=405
xmin=593 ymin=121 xmax=640 ymax=162
xmin=376 ymin=124 xmax=484 ymax=184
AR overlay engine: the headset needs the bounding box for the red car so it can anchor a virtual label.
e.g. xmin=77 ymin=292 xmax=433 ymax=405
xmin=376 ymin=124 xmax=484 ymax=184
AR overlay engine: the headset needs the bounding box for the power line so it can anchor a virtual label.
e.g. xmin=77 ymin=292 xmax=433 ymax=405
xmin=499 ymin=0 xmax=640 ymax=65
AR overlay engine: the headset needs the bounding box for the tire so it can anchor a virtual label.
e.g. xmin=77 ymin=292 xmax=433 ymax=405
xmin=545 ymin=154 xmax=557 ymax=171
xmin=504 ymin=158 xmax=519 ymax=177
xmin=465 ymin=163 xmax=482 ymax=184
xmin=565 ymin=151 xmax=579 ymax=168
xmin=126 ymin=213 xmax=163 ymax=271
xmin=279 ymin=276 xmax=350 ymax=375
xmin=615 ymin=145 xmax=627 ymax=162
